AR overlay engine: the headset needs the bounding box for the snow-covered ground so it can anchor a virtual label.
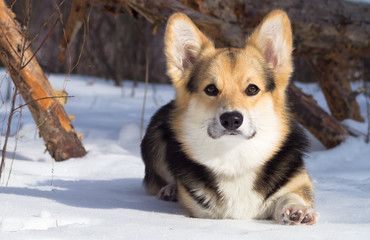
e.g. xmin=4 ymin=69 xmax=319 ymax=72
xmin=1 ymin=70 xmax=370 ymax=239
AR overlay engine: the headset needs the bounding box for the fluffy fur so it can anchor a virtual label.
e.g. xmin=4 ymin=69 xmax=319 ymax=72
xmin=141 ymin=10 xmax=318 ymax=225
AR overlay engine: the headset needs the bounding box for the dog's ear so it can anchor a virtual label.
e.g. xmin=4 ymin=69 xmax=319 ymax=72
xmin=247 ymin=10 xmax=293 ymax=89
xmin=165 ymin=13 xmax=214 ymax=88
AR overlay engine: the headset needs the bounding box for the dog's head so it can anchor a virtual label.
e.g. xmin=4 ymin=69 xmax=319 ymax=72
xmin=165 ymin=10 xmax=293 ymax=172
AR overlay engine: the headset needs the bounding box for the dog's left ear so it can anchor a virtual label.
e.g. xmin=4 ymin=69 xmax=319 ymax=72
xmin=165 ymin=13 xmax=214 ymax=88
xmin=248 ymin=10 xmax=293 ymax=89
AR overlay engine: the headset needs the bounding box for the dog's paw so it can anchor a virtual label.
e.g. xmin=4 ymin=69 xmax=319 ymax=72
xmin=280 ymin=204 xmax=318 ymax=225
xmin=157 ymin=184 xmax=177 ymax=202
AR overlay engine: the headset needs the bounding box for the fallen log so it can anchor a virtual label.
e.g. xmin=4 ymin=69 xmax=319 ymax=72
xmin=0 ymin=0 xmax=86 ymax=161
xmin=288 ymin=83 xmax=351 ymax=148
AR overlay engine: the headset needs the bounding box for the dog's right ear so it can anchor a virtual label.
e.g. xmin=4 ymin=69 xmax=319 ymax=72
xmin=165 ymin=13 xmax=214 ymax=88
xmin=247 ymin=10 xmax=293 ymax=91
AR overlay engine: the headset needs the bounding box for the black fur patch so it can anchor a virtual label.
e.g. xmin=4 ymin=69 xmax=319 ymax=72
xmin=184 ymin=185 xmax=212 ymax=209
xmin=165 ymin=123 xmax=220 ymax=209
xmin=226 ymin=48 xmax=237 ymax=64
xmin=141 ymin=100 xmax=220 ymax=209
xmin=187 ymin=59 xmax=205 ymax=93
xmin=141 ymin=101 xmax=175 ymax=191
xmin=253 ymin=122 xmax=309 ymax=201
xmin=263 ymin=64 xmax=276 ymax=92
xmin=227 ymin=50 xmax=235 ymax=60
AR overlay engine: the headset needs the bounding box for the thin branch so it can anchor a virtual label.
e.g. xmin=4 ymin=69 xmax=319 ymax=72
xmin=25 ymin=0 xmax=65 ymax=51
xmin=365 ymin=79 xmax=370 ymax=143
xmin=0 ymin=25 xmax=21 ymax=60
xmin=0 ymin=5 xmax=29 ymax=181
xmin=6 ymin=94 xmax=22 ymax=186
xmin=10 ymin=0 xmax=17 ymax=10
xmin=140 ymin=47 xmax=149 ymax=141
xmin=53 ymin=0 xmax=66 ymax=25
xmin=26 ymin=0 xmax=32 ymax=27
xmin=13 ymin=95 xmax=74 ymax=112
xmin=0 ymin=38 xmax=25 ymax=180
xmin=0 ymin=81 xmax=18 ymax=181
xmin=3 ymin=6 xmax=29 ymax=182
xmin=21 ymin=17 xmax=60 ymax=69
xmin=69 ymin=4 xmax=93 ymax=73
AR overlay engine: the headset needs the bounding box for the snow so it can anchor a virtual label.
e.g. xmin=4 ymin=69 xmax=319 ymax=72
xmin=346 ymin=0 xmax=370 ymax=3
xmin=1 ymin=69 xmax=370 ymax=239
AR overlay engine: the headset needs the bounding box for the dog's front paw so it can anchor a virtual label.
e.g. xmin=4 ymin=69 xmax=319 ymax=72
xmin=280 ymin=204 xmax=318 ymax=225
xmin=157 ymin=184 xmax=177 ymax=202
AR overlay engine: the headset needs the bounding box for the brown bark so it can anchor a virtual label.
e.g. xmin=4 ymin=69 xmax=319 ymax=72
xmin=58 ymin=0 xmax=89 ymax=64
xmin=308 ymin=54 xmax=364 ymax=122
xmin=288 ymin=84 xmax=350 ymax=148
xmin=101 ymin=0 xmax=370 ymax=52
xmin=0 ymin=1 xmax=86 ymax=161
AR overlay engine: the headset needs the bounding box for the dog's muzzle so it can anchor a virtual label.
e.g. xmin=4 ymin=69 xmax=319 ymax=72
xmin=207 ymin=111 xmax=256 ymax=139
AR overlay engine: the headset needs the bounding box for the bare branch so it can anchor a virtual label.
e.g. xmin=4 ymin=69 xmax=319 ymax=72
xmin=21 ymin=18 xmax=60 ymax=69
xmin=13 ymin=95 xmax=74 ymax=112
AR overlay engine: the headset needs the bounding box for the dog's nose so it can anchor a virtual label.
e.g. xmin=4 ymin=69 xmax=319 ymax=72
xmin=220 ymin=111 xmax=243 ymax=130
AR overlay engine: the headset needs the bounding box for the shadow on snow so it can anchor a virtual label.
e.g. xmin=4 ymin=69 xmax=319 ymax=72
xmin=0 ymin=178 xmax=185 ymax=215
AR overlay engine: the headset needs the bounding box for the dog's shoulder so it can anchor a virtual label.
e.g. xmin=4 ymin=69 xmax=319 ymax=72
xmin=254 ymin=121 xmax=309 ymax=200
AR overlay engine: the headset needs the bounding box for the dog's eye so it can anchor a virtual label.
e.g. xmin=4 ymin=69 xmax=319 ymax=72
xmin=204 ymin=84 xmax=219 ymax=96
xmin=245 ymin=84 xmax=260 ymax=96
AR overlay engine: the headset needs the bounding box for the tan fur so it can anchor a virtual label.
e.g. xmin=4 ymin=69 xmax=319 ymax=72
xmin=165 ymin=13 xmax=214 ymax=88
xmin=285 ymin=173 xmax=315 ymax=207
xmin=267 ymin=170 xmax=315 ymax=205
xmin=247 ymin=10 xmax=293 ymax=89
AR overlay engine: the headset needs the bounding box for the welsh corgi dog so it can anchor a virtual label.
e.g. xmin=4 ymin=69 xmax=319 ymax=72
xmin=141 ymin=10 xmax=318 ymax=225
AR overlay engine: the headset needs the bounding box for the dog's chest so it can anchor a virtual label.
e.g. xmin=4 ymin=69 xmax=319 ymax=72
xmin=216 ymin=173 xmax=264 ymax=219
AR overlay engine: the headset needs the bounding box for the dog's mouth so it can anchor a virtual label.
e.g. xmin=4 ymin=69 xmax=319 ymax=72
xmin=207 ymin=127 xmax=256 ymax=140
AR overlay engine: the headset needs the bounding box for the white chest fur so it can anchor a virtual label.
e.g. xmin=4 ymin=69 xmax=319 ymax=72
xmin=216 ymin=172 xmax=264 ymax=219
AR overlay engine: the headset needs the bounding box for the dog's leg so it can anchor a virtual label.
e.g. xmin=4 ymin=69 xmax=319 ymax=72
xmin=274 ymin=193 xmax=318 ymax=225
xmin=157 ymin=184 xmax=178 ymax=202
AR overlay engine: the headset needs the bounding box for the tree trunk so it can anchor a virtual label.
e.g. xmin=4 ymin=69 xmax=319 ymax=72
xmin=0 ymin=1 xmax=86 ymax=161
